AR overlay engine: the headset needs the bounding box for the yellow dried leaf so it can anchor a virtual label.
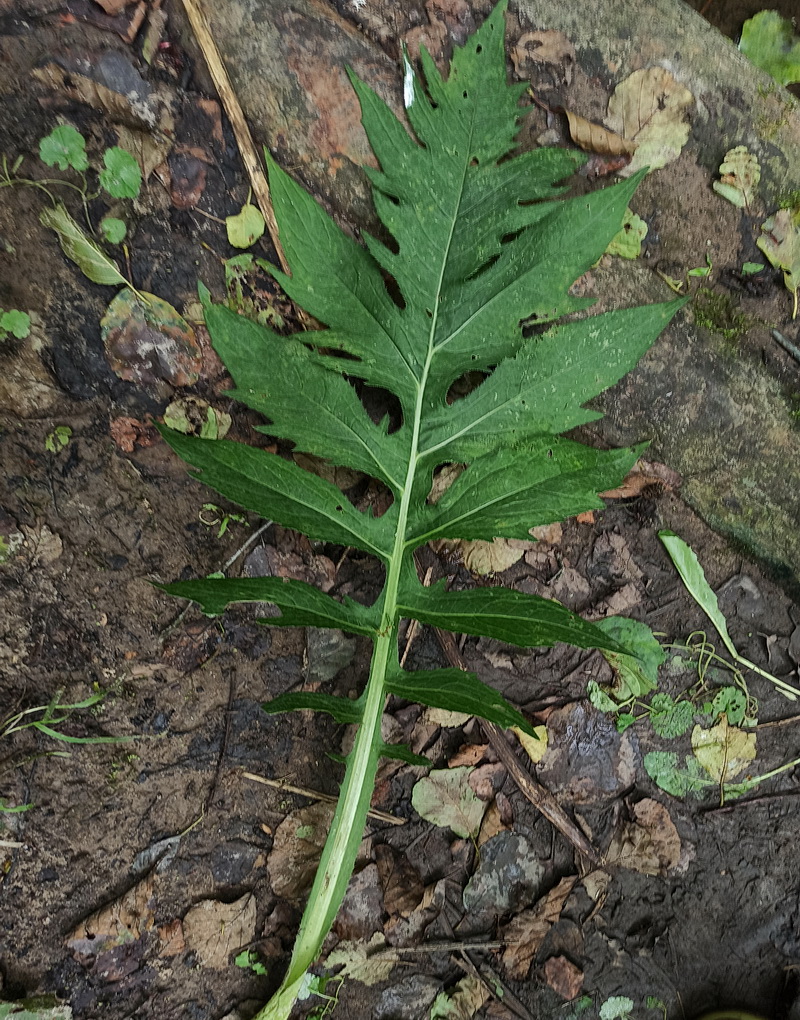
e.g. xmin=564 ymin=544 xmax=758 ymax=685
xmin=512 ymin=724 xmax=548 ymax=764
xmin=604 ymin=67 xmax=694 ymax=177
xmin=692 ymin=716 xmax=757 ymax=783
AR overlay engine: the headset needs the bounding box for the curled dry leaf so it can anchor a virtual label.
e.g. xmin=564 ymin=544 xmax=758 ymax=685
xmin=600 ymin=458 xmax=681 ymax=499
xmin=692 ymin=716 xmax=757 ymax=783
xmin=604 ymin=67 xmax=694 ymax=177
xmin=501 ymin=876 xmax=578 ymax=979
xmin=713 ymin=146 xmax=761 ymax=210
xmin=325 ymin=932 xmax=395 ymax=986
xmin=101 ymin=289 xmax=202 ymax=387
xmin=566 ymin=110 xmax=635 ymax=157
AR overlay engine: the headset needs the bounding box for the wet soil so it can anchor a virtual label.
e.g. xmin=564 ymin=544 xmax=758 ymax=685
xmin=1 ymin=4 xmax=800 ymax=1020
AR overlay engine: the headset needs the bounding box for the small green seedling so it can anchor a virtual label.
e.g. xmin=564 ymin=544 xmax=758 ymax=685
xmin=1 ymin=689 xmax=135 ymax=746
xmin=199 ymin=503 xmax=248 ymax=538
xmin=234 ymin=949 xmax=269 ymax=976
xmin=741 ymin=262 xmax=764 ymax=275
xmin=687 ymin=253 xmax=713 ymax=277
xmin=0 ymin=308 xmax=31 ymax=341
xmin=44 ymin=425 xmax=72 ymax=454
xmin=599 ymin=998 xmax=635 ymax=1020
xmin=659 ymin=530 xmax=800 ymax=699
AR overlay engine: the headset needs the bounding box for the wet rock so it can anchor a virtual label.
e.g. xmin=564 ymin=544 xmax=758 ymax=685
xmin=462 ymin=831 xmax=545 ymax=920
xmin=374 ymin=974 xmax=442 ymax=1020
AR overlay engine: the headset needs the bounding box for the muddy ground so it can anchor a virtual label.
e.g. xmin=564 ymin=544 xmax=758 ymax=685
xmin=1 ymin=3 xmax=800 ymax=1020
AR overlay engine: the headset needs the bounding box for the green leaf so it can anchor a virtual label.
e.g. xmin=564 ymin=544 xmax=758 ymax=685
xmin=397 ymin=569 xmax=629 ymax=653
xmin=711 ymin=686 xmax=746 ymax=726
xmin=40 ymin=203 xmax=128 ymax=287
xmin=100 ymin=216 xmax=127 ymax=244
xmin=643 ymin=750 xmax=710 ymax=797
xmin=659 ymin=530 xmax=738 ymax=660
xmin=419 ymin=302 xmax=682 ymax=461
xmin=227 ymin=203 xmax=266 ymax=248
xmin=739 ymin=10 xmax=800 ymax=87
xmin=0 ymin=309 xmax=31 ymax=339
xmin=741 ymin=262 xmax=765 ymax=275
xmin=39 ymin=124 xmax=88 ymax=172
xmin=158 ymin=576 xmax=380 ymax=636
xmin=205 ymin=303 xmax=406 ymax=490
xmin=157 ymin=6 xmax=682 ymax=1016
xmin=158 ymin=428 xmax=394 ymax=561
xmin=599 ymin=997 xmax=634 ymax=1020
xmin=98 ymin=147 xmax=142 ymax=199
xmin=594 ymin=615 xmax=665 ymax=700
xmin=649 ymin=692 xmax=694 ymax=738
xmin=588 ymin=679 xmax=621 ymax=713
xmin=263 ymin=691 xmax=363 ymax=723
xmin=604 ymin=207 xmax=648 ymax=259
xmin=386 ymin=667 xmax=535 ymax=735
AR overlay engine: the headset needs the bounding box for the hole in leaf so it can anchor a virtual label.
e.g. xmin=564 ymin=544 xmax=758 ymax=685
xmin=463 ymin=90 xmax=468 ymax=98
xmin=475 ymin=44 xmax=482 ymax=53
xmin=359 ymin=383 xmax=403 ymax=434
xmin=470 ymin=157 xmax=479 ymax=167
xmin=382 ymin=271 xmax=406 ymax=310
xmin=446 ymin=370 xmax=490 ymax=404
xmin=425 ymin=308 xmax=433 ymax=318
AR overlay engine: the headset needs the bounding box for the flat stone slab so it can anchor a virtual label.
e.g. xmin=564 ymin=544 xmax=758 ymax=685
xmin=190 ymin=0 xmax=800 ymax=587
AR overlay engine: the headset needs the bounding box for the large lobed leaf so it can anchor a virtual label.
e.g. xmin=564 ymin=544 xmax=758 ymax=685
xmin=163 ymin=0 xmax=683 ymax=729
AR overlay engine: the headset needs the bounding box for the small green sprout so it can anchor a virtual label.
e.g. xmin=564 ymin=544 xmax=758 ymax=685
xmin=0 ymin=309 xmax=31 ymax=341
xmin=199 ymin=503 xmax=248 ymax=538
xmin=45 ymin=425 xmax=72 ymax=454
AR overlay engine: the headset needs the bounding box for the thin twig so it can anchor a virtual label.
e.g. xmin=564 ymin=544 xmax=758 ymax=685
xmin=432 ymin=626 xmax=603 ymax=865
xmin=242 ymin=771 xmax=406 ymax=826
xmin=179 ymin=0 xmax=288 ymax=273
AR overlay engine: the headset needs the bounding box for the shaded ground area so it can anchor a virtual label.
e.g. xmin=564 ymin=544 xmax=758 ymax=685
xmin=2 ymin=3 xmax=800 ymax=1020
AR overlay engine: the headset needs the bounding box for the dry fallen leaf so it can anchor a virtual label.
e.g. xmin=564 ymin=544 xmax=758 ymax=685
xmin=68 ymin=875 xmax=156 ymax=957
xmin=606 ymin=798 xmax=681 ymax=876
xmin=268 ymin=801 xmax=333 ymax=898
xmin=429 ymin=974 xmax=490 ymax=1018
xmin=412 ymin=766 xmax=487 ymax=838
xmin=757 ymin=207 xmax=800 ymax=319
xmin=512 ymin=30 xmax=576 ymax=82
xmin=543 ymin=955 xmax=584 ymax=1000
xmin=692 ymin=716 xmax=757 ymax=783
xmin=374 ymin=844 xmax=425 ymax=918
xmin=325 ymin=932 xmax=396 ymax=986
xmin=501 ymin=876 xmax=578 ymax=979
xmin=566 ymin=110 xmax=636 ymax=156
xmin=605 ymin=67 xmax=694 ymax=177
xmin=182 ymin=893 xmax=257 ymax=969
xmin=600 ymin=458 xmax=681 ymax=499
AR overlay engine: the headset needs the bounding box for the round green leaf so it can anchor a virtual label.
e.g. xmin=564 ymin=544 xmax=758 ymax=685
xmin=100 ymin=216 xmax=127 ymax=245
xmin=0 ymin=309 xmax=31 ymax=339
xmin=39 ymin=125 xmax=88 ymax=172
xmin=98 ymin=147 xmax=142 ymax=199
xmin=226 ymin=203 xmax=266 ymax=248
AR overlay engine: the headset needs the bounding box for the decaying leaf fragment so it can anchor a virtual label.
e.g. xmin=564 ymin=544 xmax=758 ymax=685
xmin=501 ymin=876 xmax=578 ymax=979
xmin=565 ymin=111 xmax=636 ymax=157
xmin=325 ymin=932 xmax=395 ymax=986
xmin=757 ymin=208 xmax=800 ymax=319
xmin=604 ymin=207 xmax=648 ymax=259
xmin=713 ymin=146 xmax=760 ymax=210
xmin=605 ymin=67 xmax=694 ymax=177
xmin=101 ymin=289 xmax=202 ymax=386
xmin=692 ymin=716 xmax=757 ymax=783
xmin=605 ymin=798 xmax=681 ymax=875
xmin=182 ymin=893 xmax=257 ymax=969
xmin=512 ymin=30 xmax=576 ymax=83
xmin=411 ymin=766 xmax=487 ymax=838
